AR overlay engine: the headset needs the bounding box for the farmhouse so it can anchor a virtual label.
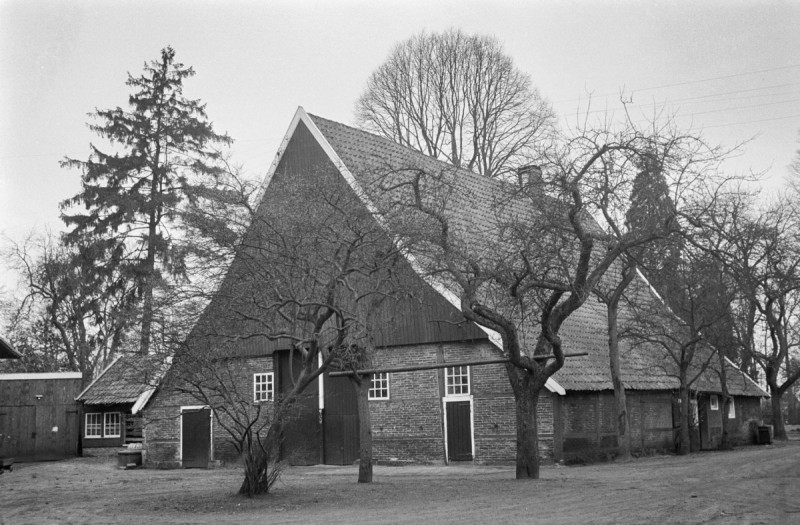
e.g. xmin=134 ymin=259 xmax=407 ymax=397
xmin=142 ymin=108 xmax=766 ymax=468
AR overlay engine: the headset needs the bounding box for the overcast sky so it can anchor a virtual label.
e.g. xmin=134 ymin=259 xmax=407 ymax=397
xmin=1 ymin=0 xmax=799 ymax=296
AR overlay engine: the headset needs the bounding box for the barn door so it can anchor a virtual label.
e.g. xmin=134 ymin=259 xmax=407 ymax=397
xmin=446 ymin=400 xmax=473 ymax=461
xmin=322 ymin=373 xmax=359 ymax=465
xmin=5 ymin=406 xmax=36 ymax=461
xmin=182 ymin=407 xmax=211 ymax=468
xmin=275 ymin=351 xmax=321 ymax=465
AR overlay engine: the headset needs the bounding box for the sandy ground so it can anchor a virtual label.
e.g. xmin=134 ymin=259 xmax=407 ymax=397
xmin=1 ymin=438 xmax=799 ymax=524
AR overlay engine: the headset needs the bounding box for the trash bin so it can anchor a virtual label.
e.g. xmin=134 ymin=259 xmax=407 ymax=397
xmin=117 ymin=449 xmax=142 ymax=467
xmin=757 ymin=426 xmax=772 ymax=445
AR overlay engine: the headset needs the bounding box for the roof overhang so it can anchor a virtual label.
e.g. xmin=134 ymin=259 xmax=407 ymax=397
xmin=131 ymin=387 xmax=157 ymax=415
xmin=0 ymin=372 xmax=82 ymax=380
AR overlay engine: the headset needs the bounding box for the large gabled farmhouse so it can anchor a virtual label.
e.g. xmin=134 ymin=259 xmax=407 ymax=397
xmin=142 ymin=108 xmax=767 ymax=469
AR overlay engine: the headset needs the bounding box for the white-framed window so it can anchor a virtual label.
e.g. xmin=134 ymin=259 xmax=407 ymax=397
xmin=85 ymin=413 xmax=102 ymax=438
xmin=728 ymin=397 xmax=736 ymax=419
xmin=254 ymin=372 xmax=274 ymax=402
xmin=369 ymin=372 xmax=390 ymax=400
xmin=710 ymin=394 xmax=719 ymax=410
xmin=446 ymin=366 xmax=470 ymax=396
xmin=104 ymin=412 xmax=121 ymax=438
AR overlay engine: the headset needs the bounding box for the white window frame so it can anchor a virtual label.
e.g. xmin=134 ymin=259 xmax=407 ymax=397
xmin=445 ymin=366 xmax=471 ymax=397
xmin=710 ymin=394 xmax=719 ymax=411
xmin=728 ymin=397 xmax=736 ymax=418
xmin=85 ymin=412 xmax=102 ymax=439
xmin=368 ymin=372 xmax=390 ymax=400
xmin=104 ymin=412 xmax=121 ymax=438
xmin=254 ymin=372 xmax=274 ymax=402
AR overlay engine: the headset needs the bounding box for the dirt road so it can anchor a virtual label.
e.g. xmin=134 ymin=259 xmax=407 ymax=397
xmin=1 ymin=440 xmax=798 ymax=524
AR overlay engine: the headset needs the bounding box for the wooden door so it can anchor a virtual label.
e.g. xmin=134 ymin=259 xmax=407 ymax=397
xmin=446 ymin=401 xmax=472 ymax=461
xmin=182 ymin=408 xmax=211 ymax=468
xmin=275 ymin=351 xmax=321 ymax=465
xmin=3 ymin=406 xmax=36 ymax=460
xmin=322 ymin=373 xmax=359 ymax=465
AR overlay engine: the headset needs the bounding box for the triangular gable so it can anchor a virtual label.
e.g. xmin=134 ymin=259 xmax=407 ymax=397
xmin=261 ymin=108 xmax=564 ymax=395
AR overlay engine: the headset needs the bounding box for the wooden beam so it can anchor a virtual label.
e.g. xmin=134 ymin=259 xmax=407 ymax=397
xmin=328 ymin=352 xmax=588 ymax=377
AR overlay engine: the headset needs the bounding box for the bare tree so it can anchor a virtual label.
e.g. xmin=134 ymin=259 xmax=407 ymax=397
xmin=164 ymin=167 xmax=407 ymax=495
xmin=356 ymin=29 xmax=554 ymax=179
xmin=624 ymin=249 xmax=736 ymax=454
xmin=4 ymin=234 xmax=137 ymax=382
xmin=375 ymin=111 xmax=724 ymax=477
xmin=701 ymin=194 xmax=800 ymax=440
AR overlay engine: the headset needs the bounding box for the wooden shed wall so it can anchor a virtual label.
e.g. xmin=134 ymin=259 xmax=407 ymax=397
xmin=0 ymin=376 xmax=82 ymax=461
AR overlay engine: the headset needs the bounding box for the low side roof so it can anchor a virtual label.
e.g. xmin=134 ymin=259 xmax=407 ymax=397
xmin=77 ymin=355 xmax=168 ymax=405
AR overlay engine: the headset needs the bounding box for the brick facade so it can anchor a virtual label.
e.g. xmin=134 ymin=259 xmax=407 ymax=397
xmin=368 ymin=340 xmax=555 ymax=464
xmin=143 ymin=356 xmax=275 ymax=468
xmin=143 ymin=342 xmax=562 ymax=467
xmin=142 ymin=346 xmax=762 ymax=468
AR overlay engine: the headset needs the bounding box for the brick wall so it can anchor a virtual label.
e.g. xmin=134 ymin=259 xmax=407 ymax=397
xmin=143 ymin=356 xmax=275 ymax=468
xmin=369 ymin=341 xmax=555 ymax=464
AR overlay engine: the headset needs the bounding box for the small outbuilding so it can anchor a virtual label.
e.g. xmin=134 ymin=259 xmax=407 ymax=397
xmin=76 ymin=355 xmax=166 ymax=453
xmin=0 ymin=372 xmax=83 ymax=461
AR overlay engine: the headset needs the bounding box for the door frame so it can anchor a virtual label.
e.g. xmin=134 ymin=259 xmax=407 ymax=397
xmin=442 ymin=395 xmax=475 ymax=462
xmin=180 ymin=405 xmax=213 ymax=465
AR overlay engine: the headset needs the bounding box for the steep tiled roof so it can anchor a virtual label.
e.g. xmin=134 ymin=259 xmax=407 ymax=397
xmin=302 ymin=112 xmax=768 ymax=398
xmin=77 ymin=355 xmax=167 ymax=406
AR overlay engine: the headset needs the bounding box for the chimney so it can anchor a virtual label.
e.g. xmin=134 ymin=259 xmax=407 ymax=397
xmin=517 ymin=165 xmax=543 ymax=189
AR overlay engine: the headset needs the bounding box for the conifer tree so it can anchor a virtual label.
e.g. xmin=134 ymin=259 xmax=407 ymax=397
xmin=61 ymin=47 xmax=231 ymax=355
xmin=625 ymin=151 xmax=681 ymax=298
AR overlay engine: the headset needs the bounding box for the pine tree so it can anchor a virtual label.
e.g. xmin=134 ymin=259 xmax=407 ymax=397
xmin=60 ymin=47 xmax=232 ymax=355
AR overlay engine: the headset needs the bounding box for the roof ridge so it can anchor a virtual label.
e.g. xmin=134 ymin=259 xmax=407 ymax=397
xmin=306 ymin=112 xmax=520 ymax=193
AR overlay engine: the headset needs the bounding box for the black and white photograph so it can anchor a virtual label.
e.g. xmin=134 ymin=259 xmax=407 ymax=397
xmin=1 ymin=1 xmax=798 ymax=523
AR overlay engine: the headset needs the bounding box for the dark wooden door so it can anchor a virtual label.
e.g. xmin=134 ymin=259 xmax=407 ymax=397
xmin=446 ymin=401 xmax=472 ymax=461
xmin=182 ymin=408 xmax=211 ymax=468
xmin=323 ymin=373 xmax=359 ymax=465
xmin=275 ymin=351 xmax=321 ymax=465
xmin=4 ymin=406 xmax=36 ymax=460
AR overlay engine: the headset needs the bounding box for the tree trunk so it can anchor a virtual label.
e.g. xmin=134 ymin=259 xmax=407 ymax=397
xmin=139 ymin=149 xmax=161 ymax=356
xmin=352 ymin=375 xmax=373 ymax=483
xmin=139 ymin=279 xmax=154 ymax=355
xmin=717 ymin=350 xmax=733 ymax=450
xmin=607 ymin=294 xmax=632 ymax=461
xmin=677 ymin=383 xmax=690 ymax=455
xmin=770 ymin=391 xmax=787 ymax=441
xmin=238 ymin=424 xmax=282 ymax=496
xmin=508 ymin=366 xmax=540 ymax=479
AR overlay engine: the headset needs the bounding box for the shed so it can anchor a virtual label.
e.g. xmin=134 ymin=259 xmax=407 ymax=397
xmin=0 ymin=372 xmax=82 ymax=461
xmin=76 ymin=355 xmax=166 ymax=450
